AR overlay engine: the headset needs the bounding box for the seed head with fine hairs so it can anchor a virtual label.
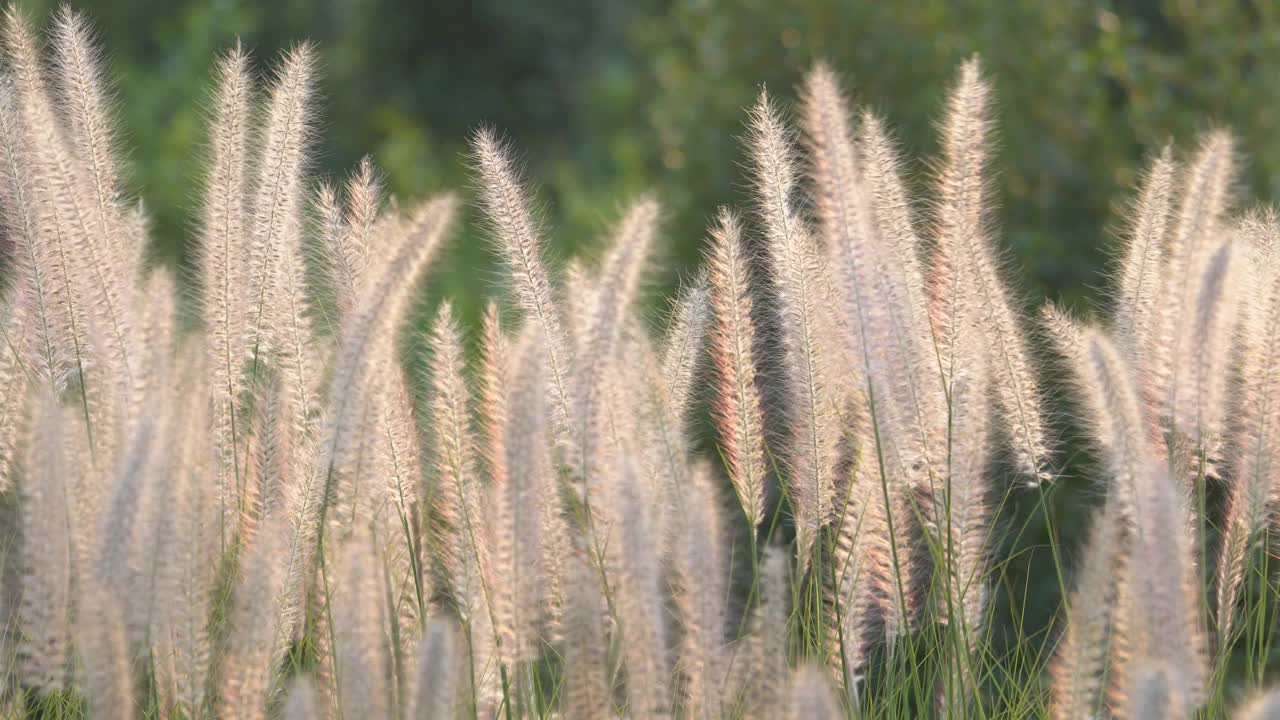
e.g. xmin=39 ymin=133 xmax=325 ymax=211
xmin=931 ymin=57 xmax=1050 ymax=484
xmin=748 ymin=88 xmax=838 ymax=567
xmin=706 ymin=207 xmax=767 ymax=528
xmin=0 ymin=12 xmax=1277 ymax=719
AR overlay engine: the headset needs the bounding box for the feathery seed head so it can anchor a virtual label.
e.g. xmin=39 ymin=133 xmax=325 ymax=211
xmin=706 ymin=207 xmax=767 ymax=529
xmin=660 ymin=270 xmax=709 ymax=432
xmin=1236 ymin=690 xmax=1280 ymax=720
xmin=749 ymin=88 xmax=838 ymax=566
xmin=788 ymin=664 xmax=843 ymax=720
xmin=1050 ymin=499 xmax=1125 ymax=720
xmin=471 ymin=127 xmax=579 ymax=469
xmin=1176 ymin=238 xmax=1242 ymax=455
xmin=411 ymin=620 xmax=462 ymax=719
xmin=932 ymin=56 xmax=1051 ymax=483
xmin=1114 ymin=145 xmax=1176 ymax=369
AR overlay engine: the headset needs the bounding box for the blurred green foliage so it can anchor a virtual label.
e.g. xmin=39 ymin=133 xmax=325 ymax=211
xmin=33 ymin=0 xmax=1280 ymax=323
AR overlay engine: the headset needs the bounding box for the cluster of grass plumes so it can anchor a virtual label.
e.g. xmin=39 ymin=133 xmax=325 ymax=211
xmin=1042 ymin=132 xmax=1280 ymax=719
xmin=4 ymin=7 xmax=1280 ymax=720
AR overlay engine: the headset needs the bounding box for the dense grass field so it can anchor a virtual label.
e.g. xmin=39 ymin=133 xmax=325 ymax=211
xmin=2 ymin=6 xmax=1280 ymax=719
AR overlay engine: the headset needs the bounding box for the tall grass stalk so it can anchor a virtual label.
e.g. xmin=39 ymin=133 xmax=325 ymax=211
xmin=1 ymin=9 xmax=1280 ymax=720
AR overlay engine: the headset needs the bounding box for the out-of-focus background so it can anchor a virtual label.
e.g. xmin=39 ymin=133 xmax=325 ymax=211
xmin=32 ymin=0 xmax=1280 ymax=322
